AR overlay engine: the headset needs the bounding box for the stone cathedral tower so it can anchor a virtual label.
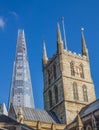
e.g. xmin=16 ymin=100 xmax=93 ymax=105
xmin=42 ymin=24 xmax=96 ymax=125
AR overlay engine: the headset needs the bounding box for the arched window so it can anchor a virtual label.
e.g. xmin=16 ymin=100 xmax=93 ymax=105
xmin=73 ymin=82 xmax=79 ymax=100
xmin=70 ymin=61 xmax=75 ymax=76
xmin=53 ymin=64 xmax=57 ymax=79
xmin=79 ymin=64 xmax=84 ymax=78
xmin=86 ymin=125 xmax=92 ymax=130
xmin=83 ymin=85 xmax=88 ymax=102
xmin=48 ymin=90 xmax=52 ymax=108
xmin=54 ymin=85 xmax=58 ymax=104
xmin=48 ymin=70 xmax=51 ymax=85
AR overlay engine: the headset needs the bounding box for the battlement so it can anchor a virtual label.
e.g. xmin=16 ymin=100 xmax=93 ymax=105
xmin=64 ymin=49 xmax=88 ymax=61
xmin=45 ymin=48 xmax=88 ymax=67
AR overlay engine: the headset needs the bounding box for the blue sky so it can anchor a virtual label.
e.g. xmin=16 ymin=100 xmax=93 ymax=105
xmin=0 ymin=0 xmax=99 ymax=109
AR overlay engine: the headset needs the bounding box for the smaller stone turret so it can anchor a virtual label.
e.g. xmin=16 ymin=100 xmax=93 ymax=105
xmin=37 ymin=121 xmax=41 ymax=130
xmin=91 ymin=113 xmax=97 ymax=130
xmin=76 ymin=113 xmax=83 ymax=130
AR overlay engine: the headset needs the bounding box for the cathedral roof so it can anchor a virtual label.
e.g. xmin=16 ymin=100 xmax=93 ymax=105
xmin=0 ymin=114 xmax=18 ymax=124
xmin=9 ymin=105 xmax=60 ymax=124
xmin=0 ymin=114 xmax=34 ymax=130
xmin=80 ymin=99 xmax=99 ymax=117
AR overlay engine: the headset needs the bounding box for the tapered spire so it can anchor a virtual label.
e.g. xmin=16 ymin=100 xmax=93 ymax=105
xmin=57 ymin=23 xmax=64 ymax=53
xmin=81 ymin=28 xmax=89 ymax=58
xmin=9 ymin=29 xmax=35 ymax=109
xmin=42 ymin=40 xmax=48 ymax=65
xmin=57 ymin=23 xmax=63 ymax=43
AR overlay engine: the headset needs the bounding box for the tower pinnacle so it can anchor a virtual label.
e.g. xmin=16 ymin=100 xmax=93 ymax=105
xmin=57 ymin=23 xmax=63 ymax=43
xmin=57 ymin=23 xmax=64 ymax=53
xmin=81 ymin=28 xmax=89 ymax=58
xmin=42 ymin=40 xmax=48 ymax=65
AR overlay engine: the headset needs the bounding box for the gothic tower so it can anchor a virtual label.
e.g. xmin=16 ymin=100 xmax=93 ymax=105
xmin=42 ymin=24 xmax=96 ymax=124
xmin=9 ymin=30 xmax=35 ymax=108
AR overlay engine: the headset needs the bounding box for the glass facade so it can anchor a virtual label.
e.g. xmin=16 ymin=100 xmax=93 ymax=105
xmin=9 ymin=30 xmax=35 ymax=108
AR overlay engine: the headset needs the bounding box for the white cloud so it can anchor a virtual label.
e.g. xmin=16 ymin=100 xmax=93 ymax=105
xmin=0 ymin=18 xmax=5 ymax=29
xmin=9 ymin=11 xmax=18 ymax=19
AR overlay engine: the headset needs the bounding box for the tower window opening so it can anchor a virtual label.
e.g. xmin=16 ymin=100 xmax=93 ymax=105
xmin=79 ymin=64 xmax=84 ymax=78
xmin=83 ymin=85 xmax=88 ymax=102
xmin=48 ymin=90 xmax=52 ymax=108
xmin=86 ymin=125 xmax=92 ymax=130
xmin=54 ymin=85 xmax=58 ymax=104
xmin=73 ymin=82 xmax=79 ymax=100
xmin=53 ymin=64 xmax=57 ymax=80
xmin=70 ymin=61 xmax=75 ymax=76
xmin=48 ymin=70 xmax=51 ymax=85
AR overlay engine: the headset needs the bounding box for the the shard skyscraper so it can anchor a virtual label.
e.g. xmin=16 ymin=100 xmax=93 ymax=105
xmin=9 ymin=30 xmax=35 ymax=108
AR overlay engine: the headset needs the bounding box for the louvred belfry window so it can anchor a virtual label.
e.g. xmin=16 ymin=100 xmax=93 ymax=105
xmin=54 ymin=85 xmax=58 ymax=104
xmin=70 ymin=61 xmax=75 ymax=76
xmin=83 ymin=85 xmax=88 ymax=102
xmin=53 ymin=64 xmax=57 ymax=79
xmin=73 ymin=82 xmax=79 ymax=100
xmin=48 ymin=90 xmax=52 ymax=108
